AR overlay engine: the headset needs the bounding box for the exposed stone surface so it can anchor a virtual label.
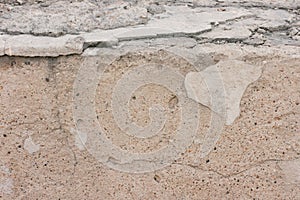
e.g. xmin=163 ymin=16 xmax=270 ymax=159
xmin=244 ymin=35 xmax=266 ymax=46
xmin=4 ymin=35 xmax=84 ymax=57
xmin=0 ymin=36 xmax=6 ymax=56
xmin=146 ymin=6 xmax=252 ymax=34
xmin=193 ymin=0 xmax=299 ymax=9
xmin=0 ymin=0 xmax=149 ymax=36
xmin=0 ymin=1 xmax=299 ymax=57
xmin=199 ymin=26 xmax=252 ymax=41
xmin=147 ymin=3 xmax=166 ymax=15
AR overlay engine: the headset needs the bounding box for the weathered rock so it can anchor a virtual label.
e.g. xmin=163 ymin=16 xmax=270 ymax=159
xmin=244 ymin=33 xmax=266 ymax=45
xmin=114 ymin=27 xmax=172 ymax=40
xmin=292 ymin=35 xmax=300 ymax=40
xmin=81 ymin=30 xmax=119 ymax=48
xmin=0 ymin=1 xmax=149 ymax=36
xmin=0 ymin=36 xmax=6 ymax=56
xmin=220 ymin=0 xmax=299 ymax=9
xmin=185 ymin=60 xmax=262 ymax=125
xmin=147 ymin=6 xmax=252 ymax=34
xmin=289 ymin=27 xmax=299 ymax=37
xmin=254 ymin=9 xmax=293 ymax=31
xmin=199 ymin=26 xmax=252 ymax=41
xmin=99 ymin=6 xmax=148 ymax=30
xmin=256 ymin=28 xmax=267 ymax=34
xmin=4 ymin=35 xmax=84 ymax=57
xmin=147 ymin=4 xmax=166 ymax=14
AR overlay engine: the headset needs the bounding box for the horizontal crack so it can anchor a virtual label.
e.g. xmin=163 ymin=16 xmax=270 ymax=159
xmin=172 ymin=157 xmax=300 ymax=178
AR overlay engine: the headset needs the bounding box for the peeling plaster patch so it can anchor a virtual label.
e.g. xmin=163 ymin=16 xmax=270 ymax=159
xmin=72 ymin=128 xmax=87 ymax=151
xmin=24 ymin=136 xmax=40 ymax=154
xmin=185 ymin=60 xmax=262 ymax=125
xmin=279 ymin=159 xmax=300 ymax=185
xmin=0 ymin=179 xmax=13 ymax=195
xmin=0 ymin=165 xmax=13 ymax=195
xmin=0 ymin=165 xmax=10 ymax=174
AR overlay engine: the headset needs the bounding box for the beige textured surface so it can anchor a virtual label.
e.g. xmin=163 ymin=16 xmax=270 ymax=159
xmin=0 ymin=42 xmax=299 ymax=199
xmin=0 ymin=1 xmax=299 ymax=198
xmin=185 ymin=60 xmax=262 ymax=125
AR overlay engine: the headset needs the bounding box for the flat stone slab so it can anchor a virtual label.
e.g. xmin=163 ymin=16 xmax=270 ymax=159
xmin=0 ymin=2 xmax=257 ymax=36
xmin=0 ymin=6 xmax=254 ymax=57
xmin=0 ymin=1 xmax=148 ymax=36
xmin=0 ymin=36 xmax=6 ymax=56
xmin=146 ymin=6 xmax=253 ymax=34
xmin=199 ymin=26 xmax=252 ymax=41
xmin=4 ymin=35 xmax=84 ymax=57
xmin=0 ymin=3 xmax=298 ymax=57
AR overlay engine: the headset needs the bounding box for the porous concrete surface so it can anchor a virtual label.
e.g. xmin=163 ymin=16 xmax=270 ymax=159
xmin=0 ymin=0 xmax=300 ymax=199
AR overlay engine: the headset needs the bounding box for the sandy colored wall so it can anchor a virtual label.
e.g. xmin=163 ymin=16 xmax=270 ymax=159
xmin=0 ymin=1 xmax=299 ymax=199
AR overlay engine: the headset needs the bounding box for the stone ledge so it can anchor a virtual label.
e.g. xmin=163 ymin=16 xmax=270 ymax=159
xmin=4 ymin=35 xmax=84 ymax=57
xmin=0 ymin=6 xmax=256 ymax=57
xmin=0 ymin=5 xmax=299 ymax=57
xmin=0 ymin=36 xmax=6 ymax=56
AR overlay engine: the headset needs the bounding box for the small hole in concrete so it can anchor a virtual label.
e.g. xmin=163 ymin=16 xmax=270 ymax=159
xmin=154 ymin=175 xmax=161 ymax=183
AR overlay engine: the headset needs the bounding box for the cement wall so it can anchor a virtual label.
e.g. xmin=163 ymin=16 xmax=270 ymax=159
xmin=0 ymin=1 xmax=299 ymax=199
